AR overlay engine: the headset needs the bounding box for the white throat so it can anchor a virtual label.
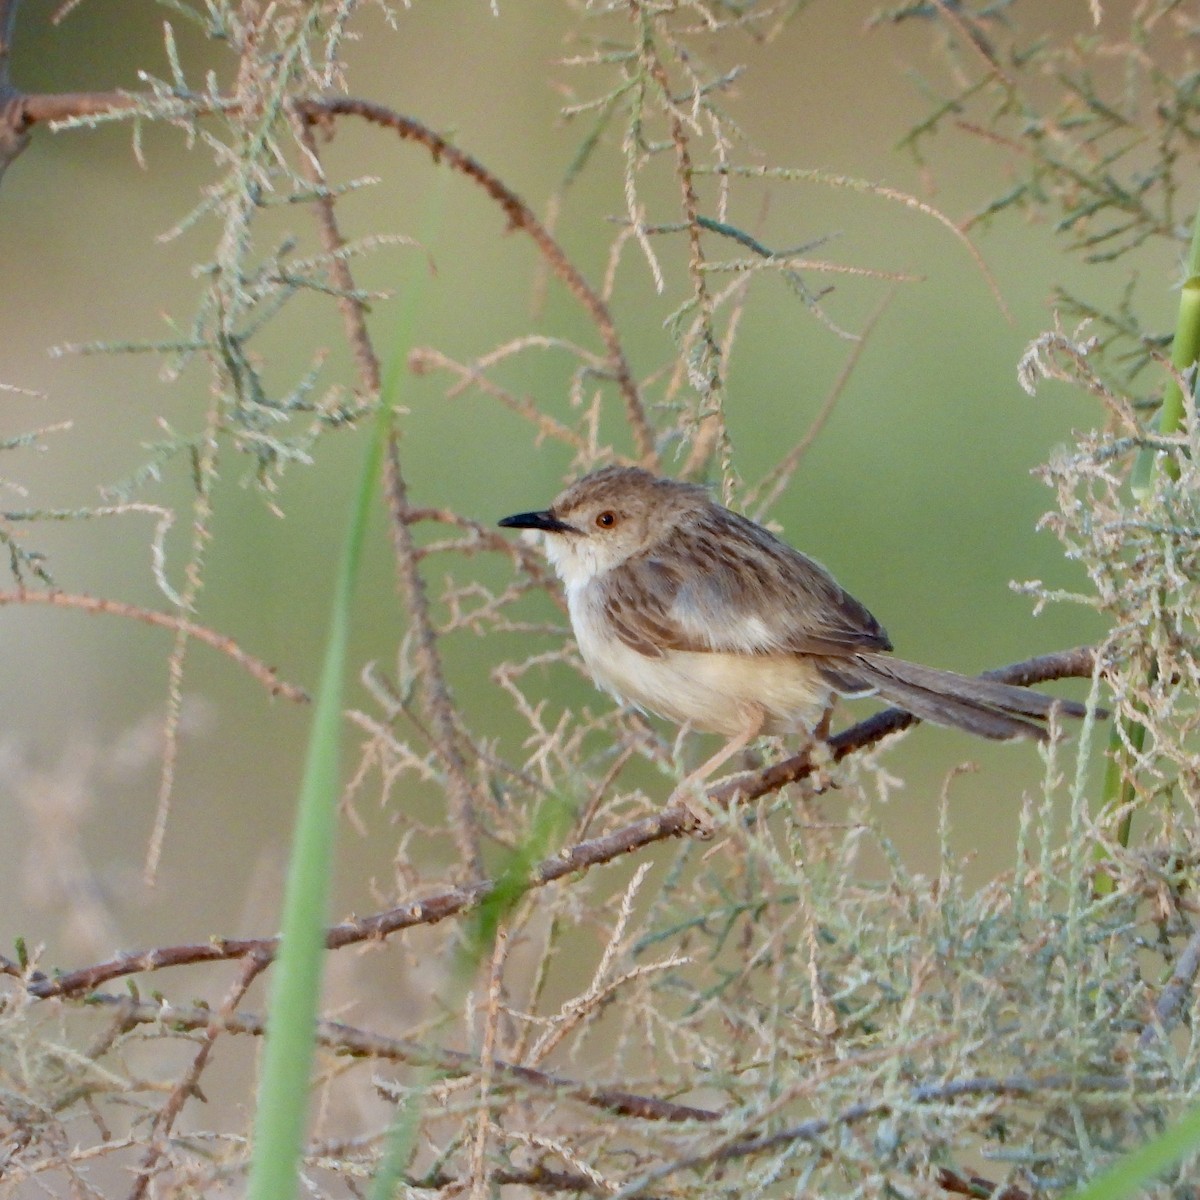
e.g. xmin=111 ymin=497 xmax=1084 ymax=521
xmin=543 ymin=531 xmax=611 ymax=592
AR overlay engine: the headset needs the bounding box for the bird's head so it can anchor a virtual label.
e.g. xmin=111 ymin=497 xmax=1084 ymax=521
xmin=499 ymin=466 xmax=709 ymax=587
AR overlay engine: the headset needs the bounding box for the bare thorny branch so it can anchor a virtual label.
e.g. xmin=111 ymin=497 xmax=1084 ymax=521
xmin=11 ymin=989 xmax=1174 ymax=1194
xmin=0 ymin=56 xmax=663 ymax=885
xmin=292 ymin=110 xmax=488 ymax=878
xmin=9 ymin=642 xmax=1101 ymax=1004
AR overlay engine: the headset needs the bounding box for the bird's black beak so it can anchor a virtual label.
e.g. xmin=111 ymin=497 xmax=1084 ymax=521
xmin=498 ymin=509 xmax=577 ymax=534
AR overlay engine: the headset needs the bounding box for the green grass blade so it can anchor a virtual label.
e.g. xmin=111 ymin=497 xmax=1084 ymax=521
xmin=244 ymin=412 xmax=385 ymax=1200
xmin=246 ymin=175 xmax=441 ymax=1200
xmin=1065 ymin=1102 xmax=1200 ymax=1200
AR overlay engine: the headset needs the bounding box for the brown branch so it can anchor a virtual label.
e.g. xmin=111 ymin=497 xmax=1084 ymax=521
xmin=407 ymin=346 xmax=593 ymax=456
xmin=0 ymin=589 xmax=307 ymax=702
xmin=80 ymin=993 xmax=719 ymax=1126
xmin=295 ymin=97 xmax=654 ymax=466
xmin=625 ymin=1069 xmax=1158 ymax=1194
xmin=22 ymin=647 xmax=1101 ymax=1000
xmin=1 ymin=86 xmax=135 ymax=175
xmin=402 ymin=505 xmax=561 ymax=592
xmin=383 ymin=463 xmax=487 ymax=877
xmin=936 ymin=1166 xmax=1032 ymax=1200
xmin=412 ymin=1164 xmax=610 ymax=1196
xmin=631 ymin=3 xmax=724 ymax=421
xmin=1138 ymin=924 xmax=1200 ymax=1049
xmin=4 ymin=82 xmax=654 ymax=463
xmin=748 ymin=286 xmax=897 ymax=520
xmin=19 ymin=90 xmax=138 ymax=121
xmin=927 ymin=0 xmax=1013 ymax=90
xmin=291 ymin=112 xmax=384 ymax=398
xmin=293 ymin=112 xmax=485 ymax=878
xmin=708 ymin=645 xmax=1103 ymax=808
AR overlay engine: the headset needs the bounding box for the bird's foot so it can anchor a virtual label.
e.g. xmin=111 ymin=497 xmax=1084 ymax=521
xmin=670 ymin=779 xmax=718 ymax=840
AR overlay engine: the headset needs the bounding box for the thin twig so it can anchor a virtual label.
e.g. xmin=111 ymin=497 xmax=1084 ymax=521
xmin=401 ymin=505 xmax=561 ymax=593
xmin=17 ymin=89 xmax=138 ymax=123
xmin=126 ymin=952 xmax=271 ymax=1200
xmin=708 ymin=645 xmax=1103 ymax=808
xmin=936 ymin=1165 xmax=1032 ymax=1200
xmin=145 ymin=403 xmax=219 ymax=884
xmin=631 ymin=2 xmax=725 ymax=457
xmin=408 ymin=346 xmax=593 ymax=455
xmin=928 ymin=0 xmax=1013 ymax=90
xmin=6 ymin=86 xmax=655 ymax=463
xmin=702 ymin=163 xmax=1010 ymax=321
xmin=613 ymin=1069 xmax=1160 ymax=1199
xmin=748 ymin=286 xmax=897 ymax=519
xmin=0 ymin=589 xmax=307 ymax=701
xmin=407 ymin=1163 xmax=612 ymax=1196
xmin=469 ymin=927 xmax=510 ymax=1200
xmin=76 ymin=993 xmax=720 ymax=1126
xmin=384 ymin=461 xmax=487 ymax=877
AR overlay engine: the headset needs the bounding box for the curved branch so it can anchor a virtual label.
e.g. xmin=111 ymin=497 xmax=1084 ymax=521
xmin=65 ymin=988 xmax=1154 ymax=1200
xmin=20 ymin=646 xmax=1101 ymax=1000
xmin=1138 ymin=924 xmax=1200 ymax=1049
xmin=295 ymin=97 xmax=654 ymax=466
xmin=5 ymin=84 xmax=654 ymax=463
xmin=0 ymin=589 xmax=307 ymax=702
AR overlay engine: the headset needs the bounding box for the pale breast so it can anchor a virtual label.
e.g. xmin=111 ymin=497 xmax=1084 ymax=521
xmin=566 ymin=580 xmax=832 ymax=736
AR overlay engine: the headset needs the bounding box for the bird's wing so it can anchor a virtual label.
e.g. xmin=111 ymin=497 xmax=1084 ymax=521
xmin=597 ymin=512 xmax=892 ymax=659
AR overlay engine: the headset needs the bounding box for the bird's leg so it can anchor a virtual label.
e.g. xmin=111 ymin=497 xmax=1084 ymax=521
xmin=812 ymin=704 xmax=834 ymax=742
xmin=672 ymin=706 xmax=766 ymax=835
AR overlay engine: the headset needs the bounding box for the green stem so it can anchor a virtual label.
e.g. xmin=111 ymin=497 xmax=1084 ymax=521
xmin=1132 ymin=211 xmax=1200 ymax=496
xmin=1096 ymin=205 xmax=1200 ymax=883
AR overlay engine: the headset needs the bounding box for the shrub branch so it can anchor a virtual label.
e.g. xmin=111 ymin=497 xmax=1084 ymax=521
xmin=15 ymin=646 xmax=1099 ymax=1001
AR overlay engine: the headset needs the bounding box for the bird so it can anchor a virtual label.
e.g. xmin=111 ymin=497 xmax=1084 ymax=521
xmin=499 ymin=465 xmax=1091 ymax=796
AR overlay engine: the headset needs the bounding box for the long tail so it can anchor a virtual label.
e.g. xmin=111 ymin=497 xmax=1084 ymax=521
xmin=817 ymin=653 xmax=1093 ymax=741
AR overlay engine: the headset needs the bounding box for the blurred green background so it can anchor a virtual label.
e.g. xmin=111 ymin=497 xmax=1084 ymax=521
xmin=0 ymin=1 xmax=1152 ymax=968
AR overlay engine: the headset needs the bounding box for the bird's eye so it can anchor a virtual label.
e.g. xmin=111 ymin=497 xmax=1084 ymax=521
xmin=595 ymin=510 xmax=617 ymax=529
